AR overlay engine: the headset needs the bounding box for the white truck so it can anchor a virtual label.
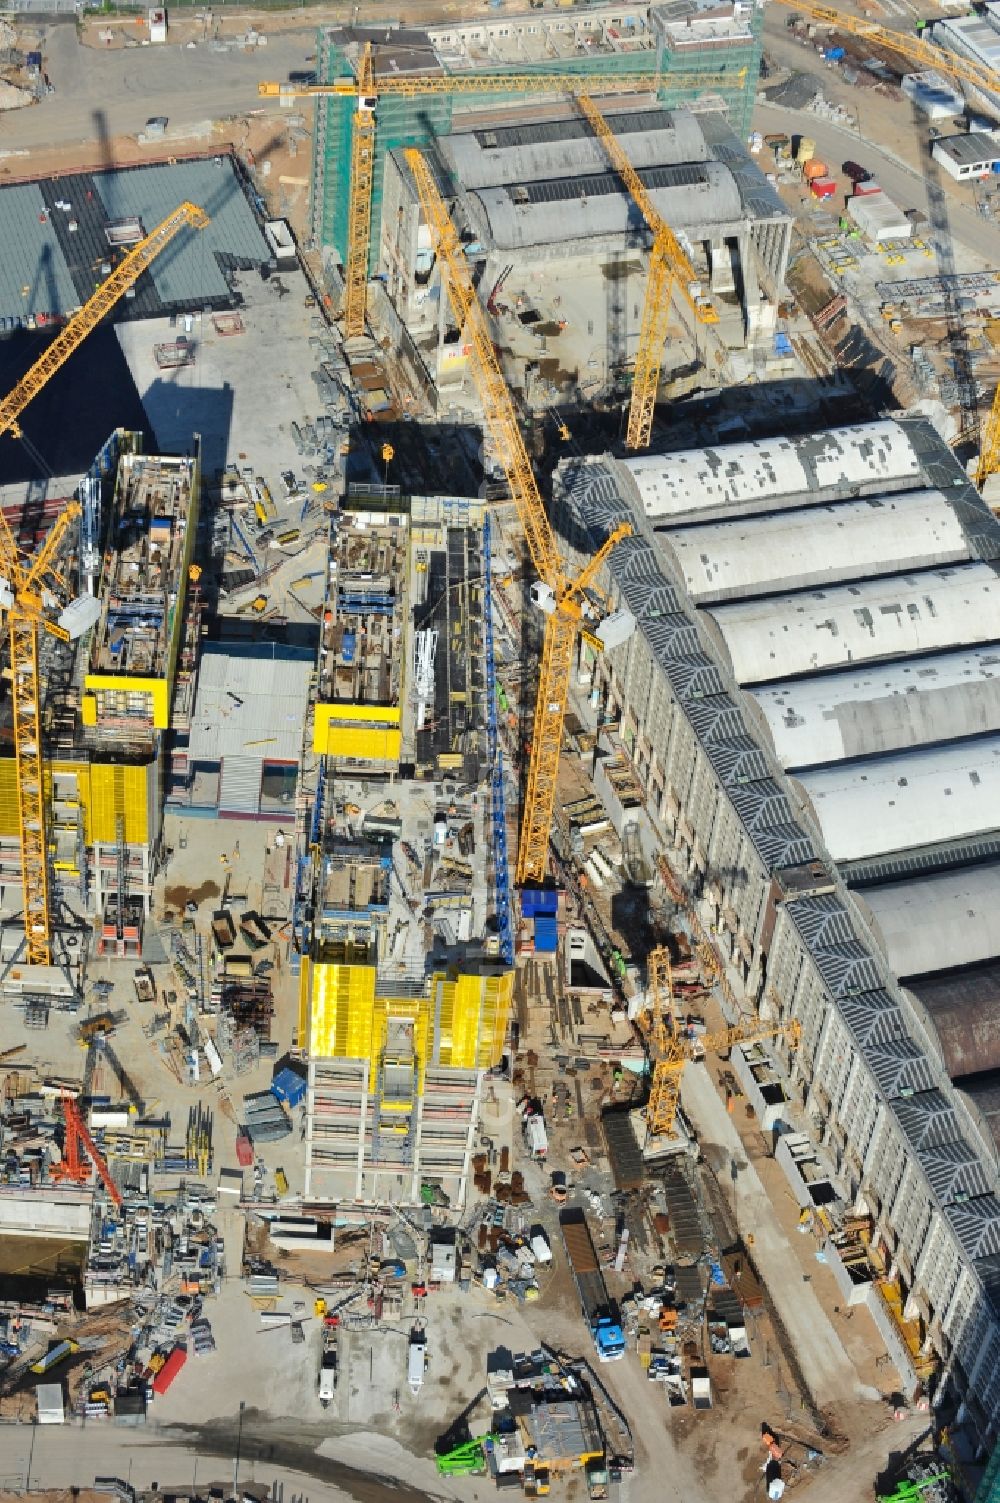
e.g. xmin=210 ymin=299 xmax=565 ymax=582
xmin=318 ymin=1326 xmax=338 ymax=1406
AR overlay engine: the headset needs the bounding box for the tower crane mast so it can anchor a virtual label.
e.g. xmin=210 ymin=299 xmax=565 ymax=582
xmin=404 ymin=146 xmax=632 ymax=885
xmin=0 ymin=201 xmax=210 ymax=965
xmin=575 ymin=93 xmax=723 ymax=451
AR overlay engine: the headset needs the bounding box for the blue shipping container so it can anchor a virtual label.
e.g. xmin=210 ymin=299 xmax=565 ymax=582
xmin=522 ymin=888 xmax=559 ymax=918
xmin=534 ymin=916 xmax=558 ymax=953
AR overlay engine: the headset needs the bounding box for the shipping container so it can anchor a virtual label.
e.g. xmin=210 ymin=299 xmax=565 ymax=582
xmin=809 ymin=177 xmax=837 ymax=200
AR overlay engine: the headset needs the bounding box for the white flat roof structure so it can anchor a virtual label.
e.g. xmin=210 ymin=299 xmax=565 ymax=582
xmin=704 ymin=564 xmax=999 ymax=685
xmin=749 ymin=644 xmax=1000 ymax=769
xmin=856 ymin=863 xmax=1000 ymax=978
xmin=661 ymin=490 xmax=971 ymax=604
xmin=619 ymin=420 xmax=921 ymax=520
xmin=796 ymin=737 xmax=1000 ymax=864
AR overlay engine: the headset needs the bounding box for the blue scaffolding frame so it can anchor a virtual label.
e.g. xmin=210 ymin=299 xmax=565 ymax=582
xmin=483 ymin=516 xmax=515 ymax=966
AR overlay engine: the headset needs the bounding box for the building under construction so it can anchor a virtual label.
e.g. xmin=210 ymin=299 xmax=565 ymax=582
xmin=0 ymin=430 xmax=200 ymax=961
xmin=558 ymin=415 xmax=1000 ymax=1442
xmin=300 ymin=496 xmax=514 ymax=1206
xmin=380 ymin=102 xmax=792 ymax=389
xmin=309 ymin=0 xmax=763 ymax=277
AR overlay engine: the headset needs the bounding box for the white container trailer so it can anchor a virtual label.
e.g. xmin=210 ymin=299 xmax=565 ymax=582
xmin=847 ymin=191 xmax=913 ymax=240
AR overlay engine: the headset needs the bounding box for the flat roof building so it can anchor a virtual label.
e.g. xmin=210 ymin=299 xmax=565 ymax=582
xmin=932 ymin=132 xmax=1000 ymax=181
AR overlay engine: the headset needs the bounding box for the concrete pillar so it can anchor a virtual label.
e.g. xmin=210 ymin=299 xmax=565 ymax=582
xmin=709 ymin=238 xmax=735 ymax=294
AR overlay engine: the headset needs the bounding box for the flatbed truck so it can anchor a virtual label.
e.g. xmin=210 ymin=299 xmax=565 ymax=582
xmin=559 ymin=1209 xmax=625 ymax=1362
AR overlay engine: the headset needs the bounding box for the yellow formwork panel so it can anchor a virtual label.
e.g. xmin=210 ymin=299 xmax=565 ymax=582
xmin=85 ymin=762 xmax=151 ymax=846
xmin=0 ymin=759 xmax=18 ymax=840
xmin=447 ymin=973 xmax=488 ymax=1070
xmin=322 ymin=704 xmax=402 ymax=724
xmin=308 ymin=960 xmax=514 ymax=1084
xmin=318 ymin=724 xmax=403 ymax=761
xmin=309 ymin=961 xmax=378 ymax=1059
xmin=478 ymin=971 xmax=513 ymax=1071
xmin=83 ymin=674 xmax=170 ymax=731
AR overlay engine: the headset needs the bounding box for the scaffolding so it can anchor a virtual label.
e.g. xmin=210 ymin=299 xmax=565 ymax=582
xmin=483 ymin=516 xmax=514 ymax=967
xmin=309 ymin=21 xmax=763 ymax=271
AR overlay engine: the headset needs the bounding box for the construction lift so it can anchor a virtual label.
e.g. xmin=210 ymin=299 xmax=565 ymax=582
xmin=404 ymin=146 xmax=634 ymax=886
xmin=642 ymin=944 xmax=801 ymax=1140
xmin=576 ymin=92 xmax=723 ymax=451
xmin=0 ymin=200 xmax=209 ymax=965
xmin=259 ymin=53 xmax=745 ymax=340
xmin=50 ymin=1089 xmax=123 ymax=1209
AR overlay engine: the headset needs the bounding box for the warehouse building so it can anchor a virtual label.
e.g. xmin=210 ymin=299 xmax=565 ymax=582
xmin=557 ymin=415 xmax=1000 ymax=1446
xmin=379 ymin=102 xmax=791 ymax=385
xmin=0 ymin=155 xmax=271 ymax=326
xmin=309 ymin=0 xmax=763 ymax=275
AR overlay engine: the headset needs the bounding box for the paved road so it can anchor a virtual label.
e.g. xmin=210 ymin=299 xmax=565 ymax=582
xmin=0 ymin=1425 xmax=325 ymax=1501
xmin=753 ymin=101 xmax=1000 ymax=266
xmin=0 ymin=20 xmax=313 ymax=154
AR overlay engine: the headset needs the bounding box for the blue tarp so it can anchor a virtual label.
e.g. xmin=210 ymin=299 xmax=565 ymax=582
xmin=272 ymin=1065 xmax=307 ymax=1109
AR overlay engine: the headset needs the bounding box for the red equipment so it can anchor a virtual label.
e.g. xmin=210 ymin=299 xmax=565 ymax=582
xmin=50 ymin=1089 xmax=123 ymax=1207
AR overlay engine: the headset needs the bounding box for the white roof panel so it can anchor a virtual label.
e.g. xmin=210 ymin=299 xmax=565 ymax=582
xmin=749 ymin=644 xmax=1000 ymax=769
xmin=857 ymin=863 xmax=1000 ymax=978
xmin=797 ymin=738 xmax=1000 ymax=863
xmin=663 ymin=489 xmax=969 ymax=604
xmin=622 ymin=419 xmax=920 ymax=520
xmin=706 ymin=563 xmax=999 ymax=685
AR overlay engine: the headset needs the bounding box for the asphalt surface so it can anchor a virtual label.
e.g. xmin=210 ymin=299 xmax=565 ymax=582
xmin=0 ymin=1418 xmax=450 ymax=1503
xmin=0 ymin=20 xmax=313 ymax=152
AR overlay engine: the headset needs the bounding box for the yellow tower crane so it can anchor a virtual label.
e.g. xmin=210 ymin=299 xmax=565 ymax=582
xmin=769 ymin=0 xmax=1000 ymax=104
xmin=575 ymin=93 xmax=723 ymax=451
xmin=0 ymin=200 xmax=209 ymax=965
xmin=642 ymin=944 xmax=801 ymax=1139
xmin=260 ymin=52 xmax=745 ymax=341
xmin=404 ymin=146 xmax=632 ymax=885
xmin=976 ymin=384 xmax=1000 ymax=498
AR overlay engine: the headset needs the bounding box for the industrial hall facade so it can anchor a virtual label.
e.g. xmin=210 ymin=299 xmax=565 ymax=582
xmin=561 ymin=415 xmax=1000 ymax=1442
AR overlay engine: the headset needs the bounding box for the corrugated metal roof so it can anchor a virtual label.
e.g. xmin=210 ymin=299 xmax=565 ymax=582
xmin=620 ymin=420 xmax=921 ymax=520
xmin=798 ymin=737 xmax=1000 ymax=865
xmin=907 ymin=962 xmax=1000 ymax=1081
xmin=92 ymin=160 xmax=270 ymax=305
xmin=188 ymin=644 xmax=313 ymax=765
xmin=439 ymin=105 xmax=708 ymax=192
xmin=857 ymin=863 xmax=1000 ymax=979
xmin=465 ymin=159 xmax=742 ymax=249
xmin=750 ymin=644 xmax=1000 ymax=772
xmin=0 ymin=158 xmax=270 ymax=324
